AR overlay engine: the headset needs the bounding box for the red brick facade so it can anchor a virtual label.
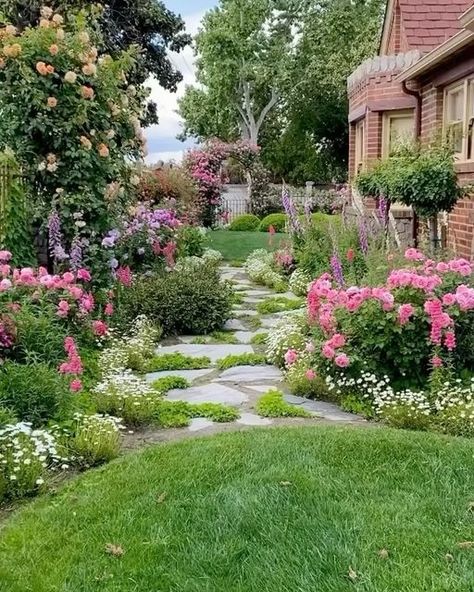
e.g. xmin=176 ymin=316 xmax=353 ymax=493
xmin=348 ymin=0 xmax=474 ymax=258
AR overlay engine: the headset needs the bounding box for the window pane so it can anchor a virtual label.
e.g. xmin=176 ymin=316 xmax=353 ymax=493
xmin=449 ymin=122 xmax=463 ymax=154
xmin=389 ymin=115 xmax=414 ymax=153
xmin=448 ymin=88 xmax=464 ymax=121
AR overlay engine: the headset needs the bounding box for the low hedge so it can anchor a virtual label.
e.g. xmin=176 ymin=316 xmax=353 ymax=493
xmin=259 ymin=213 xmax=288 ymax=233
xmin=229 ymin=214 xmax=261 ymax=231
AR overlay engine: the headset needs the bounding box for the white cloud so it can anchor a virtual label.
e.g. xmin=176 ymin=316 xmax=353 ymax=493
xmin=145 ymin=11 xmax=205 ymax=164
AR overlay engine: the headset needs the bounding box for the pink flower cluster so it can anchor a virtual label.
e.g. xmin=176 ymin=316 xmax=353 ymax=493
xmin=308 ymin=250 xmax=474 ymax=367
xmin=59 ymin=336 xmax=83 ymax=392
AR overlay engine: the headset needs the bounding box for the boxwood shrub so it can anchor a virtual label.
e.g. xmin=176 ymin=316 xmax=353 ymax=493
xmin=119 ymin=265 xmax=234 ymax=336
xmin=229 ymin=214 xmax=261 ymax=231
xmin=259 ymin=213 xmax=288 ymax=233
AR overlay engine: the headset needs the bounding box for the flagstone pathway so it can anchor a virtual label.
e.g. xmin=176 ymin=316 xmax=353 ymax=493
xmin=126 ymin=265 xmax=366 ymax=448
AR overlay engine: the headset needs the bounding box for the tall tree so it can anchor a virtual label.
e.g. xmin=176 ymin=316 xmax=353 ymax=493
xmin=1 ymin=0 xmax=191 ymax=124
xmin=178 ymin=0 xmax=300 ymax=145
xmin=179 ymin=0 xmax=384 ymax=182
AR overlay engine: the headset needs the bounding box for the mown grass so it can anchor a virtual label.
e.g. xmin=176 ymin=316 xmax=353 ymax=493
xmin=1 ymin=427 xmax=474 ymax=591
xmin=206 ymin=230 xmax=289 ymax=261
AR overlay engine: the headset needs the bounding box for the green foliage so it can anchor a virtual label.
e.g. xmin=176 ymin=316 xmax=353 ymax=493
xmin=0 ymin=406 xmax=17 ymax=427
xmin=192 ymin=331 xmax=239 ymax=345
xmin=146 ymin=353 xmax=211 ymax=373
xmin=152 ymin=376 xmax=190 ymax=394
xmin=177 ymin=226 xmax=206 ymax=258
xmin=229 ymin=214 xmax=261 ymax=231
xmin=377 ymin=403 xmax=431 ymax=432
xmin=256 ymin=389 xmax=311 ymax=418
xmin=257 ymin=296 xmax=302 ymax=315
xmin=340 ymin=395 xmax=375 ymax=419
xmin=154 ymin=400 xmax=239 ymax=428
xmin=12 ymin=305 xmax=67 ymax=366
xmin=259 ymin=214 xmax=287 ymax=233
xmin=217 ymin=353 xmax=267 ymax=370
xmin=0 ymin=150 xmax=35 ymax=266
xmin=119 ymin=266 xmax=234 ymax=336
xmin=433 ymin=403 xmax=474 ymax=438
xmin=356 ymin=143 xmax=463 ymax=217
xmin=250 ymin=332 xmax=268 ymax=345
xmin=285 ymin=360 xmax=328 ymax=399
xmin=0 ymin=362 xmax=70 ymax=426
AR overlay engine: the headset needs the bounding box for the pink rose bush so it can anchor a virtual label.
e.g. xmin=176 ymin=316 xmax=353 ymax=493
xmin=307 ymin=249 xmax=474 ymax=386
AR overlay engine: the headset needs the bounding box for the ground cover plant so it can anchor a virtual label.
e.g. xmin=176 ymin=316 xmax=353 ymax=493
xmin=257 ymin=296 xmax=303 ymax=315
xmin=256 ymin=390 xmax=311 ymax=418
xmin=216 ymin=352 xmax=267 ymax=370
xmin=1 ymin=427 xmax=473 ymax=591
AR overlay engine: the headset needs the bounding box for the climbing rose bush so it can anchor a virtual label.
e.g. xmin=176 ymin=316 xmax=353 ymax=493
xmin=0 ymin=7 xmax=147 ymax=264
xmin=307 ymin=249 xmax=474 ymax=387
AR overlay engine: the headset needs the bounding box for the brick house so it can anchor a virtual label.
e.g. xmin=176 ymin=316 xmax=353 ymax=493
xmin=347 ymin=0 xmax=474 ymax=256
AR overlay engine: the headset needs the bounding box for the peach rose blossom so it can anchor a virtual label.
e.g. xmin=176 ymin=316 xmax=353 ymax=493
xmin=46 ymin=64 xmax=54 ymax=74
xmin=5 ymin=25 xmax=17 ymax=36
xmin=81 ymin=86 xmax=94 ymax=100
xmin=80 ymin=136 xmax=92 ymax=150
xmin=106 ymin=130 xmax=115 ymax=140
xmin=78 ymin=31 xmax=90 ymax=43
xmin=36 ymin=61 xmax=48 ymax=75
xmin=40 ymin=6 xmax=54 ymax=19
xmin=49 ymin=44 xmax=59 ymax=56
xmin=39 ymin=18 xmax=50 ymax=28
xmin=64 ymin=71 xmax=77 ymax=83
xmin=52 ymin=14 xmax=64 ymax=25
xmin=82 ymin=63 xmax=96 ymax=76
xmin=56 ymin=29 xmax=65 ymax=40
xmin=98 ymin=144 xmax=110 ymax=158
xmin=3 ymin=44 xmax=22 ymax=58
xmin=47 ymin=97 xmax=57 ymax=108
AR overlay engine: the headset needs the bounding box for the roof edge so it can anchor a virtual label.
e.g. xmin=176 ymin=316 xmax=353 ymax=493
xmin=379 ymin=0 xmax=396 ymax=55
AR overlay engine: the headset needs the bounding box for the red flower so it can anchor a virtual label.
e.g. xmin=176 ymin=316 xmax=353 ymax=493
xmin=346 ymin=248 xmax=355 ymax=263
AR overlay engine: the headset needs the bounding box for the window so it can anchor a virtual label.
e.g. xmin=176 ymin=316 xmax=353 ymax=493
xmin=444 ymin=78 xmax=474 ymax=161
xmin=354 ymin=119 xmax=365 ymax=174
xmin=382 ymin=110 xmax=415 ymax=157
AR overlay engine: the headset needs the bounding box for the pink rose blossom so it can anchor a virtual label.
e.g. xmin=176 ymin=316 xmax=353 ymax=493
xmin=322 ymin=344 xmax=335 ymax=359
xmin=284 ymin=349 xmax=298 ymax=366
xmin=92 ymin=320 xmax=108 ymax=336
xmin=405 ymin=248 xmax=425 ymax=261
xmin=62 ymin=272 xmax=75 ymax=284
xmin=56 ymin=300 xmax=70 ymax=318
xmin=305 ymin=369 xmax=317 ymax=381
xmin=104 ymin=302 xmax=114 ymax=316
xmin=397 ymin=303 xmax=415 ymax=325
xmin=76 ymin=268 xmax=91 ymax=282
xmin=442 ymin=293 xmax=456 ymax=306
xmin=70 ymin=379 xmax=83 ymax=393
xmin=0 ymin=250 xmax=12 ymax=262
xmin=329 ymin=333 xmax=345 ymax=349
xmin=334 ymin=353 xmax=350 ymax=368
xmin=0 ymin=279 xmax=12 ymax=291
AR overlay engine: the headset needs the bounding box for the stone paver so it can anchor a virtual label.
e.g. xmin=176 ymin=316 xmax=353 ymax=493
xmin=188 ymin=418 xmax=215 ymax=432
xmin=260 ymin=316 xmax=282 ymax=329
xmin=156 ymin=343 xmax=253 ymax=363
xmin=167 ymin=383 xmax=248 ymax=406
xmin=243 ymin=384 xmax=275 ymax=393
xmin=237 ymin=413 xmax=272 ymax=426
xmin=235 ymin=309 xmax=259 ymax=317
xmin=233 ymin=331 xmax=262 ymax=344
xmin=215 ymin=365 xmax=283 ymax=383
xmin=145 ymin=368 xmax=215 ymax=383
xmin=224 ymin=319 xmax=247 ymax=331
xmin=284 ymin=395 xmax=362 ymax=422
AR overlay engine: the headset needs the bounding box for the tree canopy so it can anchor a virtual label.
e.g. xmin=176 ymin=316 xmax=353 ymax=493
xmin=179 ymin=0 xmax=384 ymax=183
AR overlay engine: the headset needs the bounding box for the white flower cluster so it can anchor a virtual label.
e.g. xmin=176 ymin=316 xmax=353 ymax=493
xmin=266 ymin=310 xmax=308 ymax=367
xmin=174 ymin=249 xmax=223 ymax=273
xmin=434 ymin=379 xmax=474 ymax=436
xmin=289 ymin=269 xmax=311 ymax=297
xmin=245 ymin=250 xmax=287 ymax=292
xmin=68 ymin=413 xmax=123 ymax=465
xmin=0 ymin=423 xmax=66 ymax=498
xmin=99 ymin=315 xmax=158 ymax=375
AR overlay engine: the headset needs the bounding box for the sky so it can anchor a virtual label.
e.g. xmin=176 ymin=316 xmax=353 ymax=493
xmin=145 ymin=0 xmax=217 ymax=165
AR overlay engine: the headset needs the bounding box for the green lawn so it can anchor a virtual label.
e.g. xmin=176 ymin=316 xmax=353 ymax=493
xmin=1 ymin=426 xmax=474 ymax=591
xmin=206 ymin=230 xmax=289 ymax=261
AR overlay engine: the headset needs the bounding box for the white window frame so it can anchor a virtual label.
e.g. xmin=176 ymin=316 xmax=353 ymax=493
xmin=382 ymin=109 xmax=415 ymax=158
xmin=443 ymin=78 xmax=474 ymax=162
xmin=354 ymin=119 xmax=365 ymax=175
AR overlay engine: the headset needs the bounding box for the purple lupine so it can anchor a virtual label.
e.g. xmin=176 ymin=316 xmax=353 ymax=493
xmin=282 ymin=187 xmax=301 ymax=234
xmin=377 ymin=196 xmax=388 ymax=228
xmin=47 ymin=209 xmax=68 ymax=261
xmin=358 ymin=219 xmax=369 ymax=256
xmin=70 ymin=235 xmax=83 ymax=271
xmin=330 ymin=250 xmax=344 ymax=287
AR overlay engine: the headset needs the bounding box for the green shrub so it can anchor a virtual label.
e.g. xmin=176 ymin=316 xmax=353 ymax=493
xmin=0 ymin=406 xmax=16 ymax=427
xmin=191 ymin=403 xmax=239 ymax=423
xmin=229 ymin=214 xmax=261 ymax=231
xmin=0 ymin=363 xmax=71 ymax=427
xmin=285 ymin=359 xmax=328 ymax=399
xmin=259 ymin=213 xmax=288 ymax=233
xmin=177 ymin=226 xmax=206 ymax=258
xmin=147 ymin=353 xmax=211 ymax=372
xmin=13 ymin=307 xmax=67 ymax=366
xmin=217 ymin=353 xmax=267 ymax=370
xmin=256 ymin=390 xmax=312 ymax=418
xmin=250 ymin=332 xmax=269 ymax=345
xmin=154 ymin=400 xmax=239 ymax=428
xmin=433 ymin=402 xmax=474 ymax=438
xmin=340 ymin=395 xmax=375 ymax=419
xmin=257 ymin=296 xmax=303 ymax=315
xmin=152 ymin=376 xmax=190 ymax=393
xmin=119 ymin=266 xmax=233 ymax=336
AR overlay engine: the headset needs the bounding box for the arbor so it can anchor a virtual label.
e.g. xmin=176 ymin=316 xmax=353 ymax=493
xmin=1 ymin=0 xmax=191 ymax=124
xmin=178 ymin=0 xmax=298 ymax=145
